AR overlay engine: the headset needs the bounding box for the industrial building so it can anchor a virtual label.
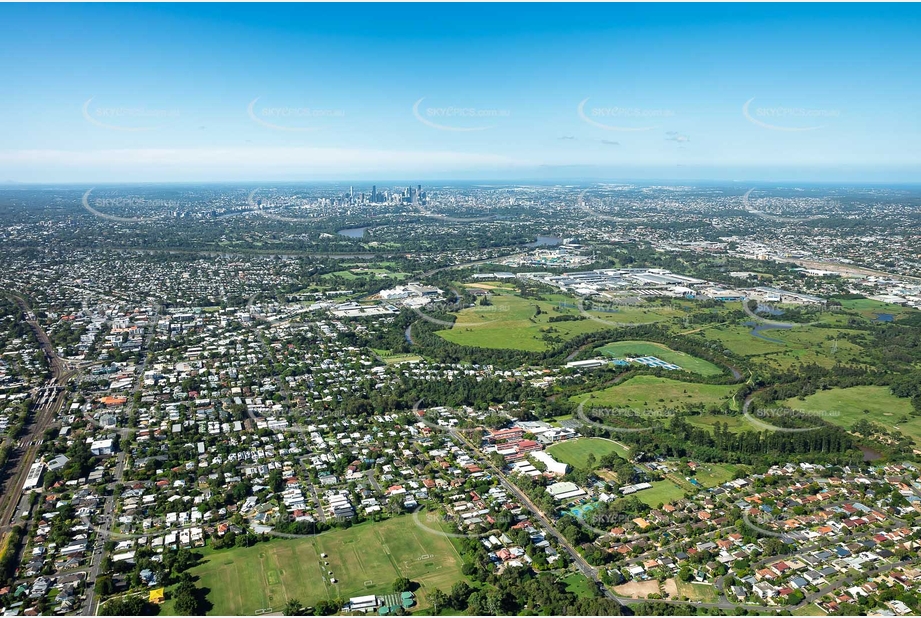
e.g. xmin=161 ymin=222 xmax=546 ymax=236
xmin=23 ymin=461 xmax=44 ymax=491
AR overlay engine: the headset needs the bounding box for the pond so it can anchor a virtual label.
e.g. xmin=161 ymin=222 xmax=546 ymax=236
xmin=744 ymin=321 xmax=792 ymax=344
xmin=755 ymin=303 xmax=785 ymax=316
xmin=525 ymin=235 xmax=562 ymax=247
xmin=337 ymin=227 xmax=367 ymax=238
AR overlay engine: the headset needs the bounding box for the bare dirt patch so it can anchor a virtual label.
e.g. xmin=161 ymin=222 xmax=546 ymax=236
xmin=613 ymin=580 xmax=660 ymax=599
xmin=663 ymin=578 xmax=679 ymax=599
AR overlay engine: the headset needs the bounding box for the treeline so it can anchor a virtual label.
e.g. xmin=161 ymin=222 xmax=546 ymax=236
xmin=754 ymin=357 xmax=921 ymax=416
xmin=319 ymin=368 xmax=570 ymax=420
xmin=430 ymin=567 xmax=628 ymax=616
xmin=0 ymin=526 xmax=24 ymax=585
xmin=622 ymin=416 xmax=863 ymax=466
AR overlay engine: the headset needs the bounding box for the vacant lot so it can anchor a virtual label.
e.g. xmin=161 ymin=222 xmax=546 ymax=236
xmin=595 ymin=341 xmax=723 ymax=376
xmin=676 ymin=580 xmax=719 ymax=602
xmin=561 ymin=573 xmax=596 ymax=599
xmin=572 ymin=376 xmax=739 ymax=413
xmin=184 ymin=516 xmax=465 ymax=615
xmin=547 ymin=437 xmax=630 ymax=468
xmin=613 ymin=579 xmax=660 ymax=599
xmin=782 ymin=385 xmax=921 ymax=446
xmin=691 ymin=462 xmax=743 ymax=488
xmin=793 ymin=604 xmax=829 ymax=616
xmin=662 ymin=578 xmax=679 ymax=599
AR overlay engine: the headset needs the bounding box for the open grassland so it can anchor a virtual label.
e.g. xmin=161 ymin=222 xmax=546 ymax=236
xmin=547 ymin=437 xmax=630 ymax=468
xmin=571 ymin=376 xmax=739 ymax=412
xmin=781 ymin=385 xmax=921 ymax=446
xmin=595 ymin=340 xmax=723 ymax=376
xmin=701 ymin=325 xmax=785 ymax=356
xmin=684 ymin=413 xmax=761 ymax=434
xmin=184 ymin=516 xmax=465 ymax=615
xmin=690 ymin=462 xmax=743 ymax=488
xmin=839 ymin=298 xmax=917 ymax=321
xmin=700 ymin=323 xmax=866 ymax=370
xmin=435 ymin=291 xmax=679 ymax=351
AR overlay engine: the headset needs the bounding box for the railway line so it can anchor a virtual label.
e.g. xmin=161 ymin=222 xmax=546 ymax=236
xmin=0 ymin=296 xmax=73 ymax=533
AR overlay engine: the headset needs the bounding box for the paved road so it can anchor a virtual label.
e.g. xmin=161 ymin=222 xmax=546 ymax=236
xmin=365 ymin=470 xmax=383 ymax=493
xmin=309 ymin=482 xmax=327 ymax=524
xmin=446 ymin=428 xmax=623 ymax=607
xmin=82 ymin=306 xmax=158 ymax=616
xmin=82 ymin=452 xmax=126 ymax=615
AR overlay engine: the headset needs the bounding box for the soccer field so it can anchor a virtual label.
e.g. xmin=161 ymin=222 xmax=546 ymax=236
xmin=635 ymin=480 xmax=686 ymax=507
xmin=547 ymin=437 xmax=630 ymax=468
xmin=184 ymin=515 xmax=466 ymax=615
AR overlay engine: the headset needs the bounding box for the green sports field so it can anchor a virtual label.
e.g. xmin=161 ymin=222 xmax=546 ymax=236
xmin=547 ymin=437 xmax=630 ymax=468
xmin=182 ymin=516 xmax=466 ymax=615
xmin=635 ymin=480 xmax=686 ymax=507
xmin=572 ymin=376 xmax=739 ymax=413
xmin=372 ymin=349 xmax=424 ymax=365
xmin=594 ymin=341 xmax=723 ymax=376
xmin=781 ymin=385 xmax=921 ymax=446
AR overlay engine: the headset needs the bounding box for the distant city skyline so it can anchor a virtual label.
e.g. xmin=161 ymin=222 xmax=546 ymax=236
xmin=1 ymin=3 xmax=919 ymax=183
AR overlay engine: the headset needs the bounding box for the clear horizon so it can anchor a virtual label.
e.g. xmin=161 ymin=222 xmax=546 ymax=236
xmin=1 ymin=3 xmax=919 ymax=183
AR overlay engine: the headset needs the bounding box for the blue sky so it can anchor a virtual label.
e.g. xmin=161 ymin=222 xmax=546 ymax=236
xmin=1 ymin=3 xmax=919 ymax=183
